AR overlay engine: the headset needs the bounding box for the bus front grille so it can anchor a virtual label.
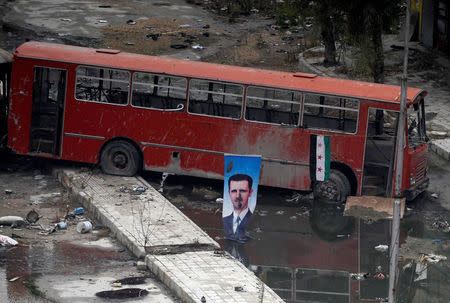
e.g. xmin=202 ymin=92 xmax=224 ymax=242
xmin=415 ymin=154 xmax=427 ymax=183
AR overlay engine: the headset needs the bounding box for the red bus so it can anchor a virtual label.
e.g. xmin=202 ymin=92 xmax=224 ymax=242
xmin=3 ymin=41 xmax=428 ymax=201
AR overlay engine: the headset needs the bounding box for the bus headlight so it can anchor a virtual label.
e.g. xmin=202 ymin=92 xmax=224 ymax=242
xmin=410 ymin=177 xmax=416 ymax=186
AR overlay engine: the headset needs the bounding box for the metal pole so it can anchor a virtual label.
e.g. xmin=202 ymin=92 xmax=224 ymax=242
xmin=389 ymin=1 xmax=410 ymax=302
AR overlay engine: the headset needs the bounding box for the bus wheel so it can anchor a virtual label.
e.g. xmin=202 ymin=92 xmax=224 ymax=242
xmin=100 ymin=141 xmax=140 ymax=176
xmin=313 ymin=169 xmax=351 ymax=203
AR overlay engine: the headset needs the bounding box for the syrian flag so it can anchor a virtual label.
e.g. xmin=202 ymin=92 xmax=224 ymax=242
xmin=310 ymin=135 xmax=330 ymax=182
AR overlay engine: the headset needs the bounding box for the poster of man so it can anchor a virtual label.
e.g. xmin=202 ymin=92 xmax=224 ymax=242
xmin=222 ymin=155 xmax=261 ymax=243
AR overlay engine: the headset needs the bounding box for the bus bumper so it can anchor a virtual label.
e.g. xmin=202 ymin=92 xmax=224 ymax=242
xmin=404 ymin=177 xmax=429 ymax=201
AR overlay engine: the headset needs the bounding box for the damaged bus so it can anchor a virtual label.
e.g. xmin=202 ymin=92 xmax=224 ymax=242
xmin=5 ymin=42 xmax=429 ymax=202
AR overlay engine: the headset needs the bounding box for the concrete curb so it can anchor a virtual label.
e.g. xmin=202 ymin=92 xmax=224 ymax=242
xmin=54 ymin=169 xmax=284 ymax=303
xmin=430 ymin=139 xmax=450 ymax=161
xmin=54 ymin=169 xmax=147 ymax=257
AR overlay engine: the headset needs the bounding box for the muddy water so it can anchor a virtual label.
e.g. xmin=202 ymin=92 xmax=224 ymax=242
xmin=145 ymin=172 xmax=450 ymax=303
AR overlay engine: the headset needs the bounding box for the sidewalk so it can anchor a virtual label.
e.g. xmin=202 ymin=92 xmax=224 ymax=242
xmin=299 ymin=36 xmax=450 ymax=162
xmin=55 ymin=169 xmax=284 ymax=303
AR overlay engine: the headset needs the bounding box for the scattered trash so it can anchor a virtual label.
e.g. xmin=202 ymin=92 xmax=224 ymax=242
xmin=0 ymin=235 xmax=18 ymax=246
xmin=114 ymin=277 xmax=147 ymax=285
xmin=26 ymin=210 xmax=40 ymax=223
xmin=11 ymin=233 xmax=21 ymax=239
xmin=431 ymin=193 xmax=439 ymax=199
xmin=98 ymin=20 xmax=108 ymax=23
xmin=9 ymin=276 xmax=20 ymax=282
xmin=60 ymin=18 xmax=72 ymax=22
xmin=115 ymin=202 xmax=123 ymax=206
xmin=34 ymin=175 xmax=45 ymax=180
xmin=214 ymin=250 xmax=226 ymax=255
xmin=215 ymin=198 xmax=223 ymax=203
xmin=286 ymin=192 xmax=301 ymax=203
xmin=112 ymin=282 xmax=122 ymax=287
xmin=4 ymin=189 xmax=13 ymax=194
xmin=192 ymin=44 xmax=204 ymax=50
xmin=77 ymin=221 xmax=92 ymax=234
xmin=201 ymin=296 xmax=206 ymax=303
xmin=73 ymin=207 xmax=84 ymax=215
xmin=136 ymin=261 xmax=147 ymax=270
xmin=234 ymin=286 xmax=244 ymax=292
xmin=57 ymin=222 xmax=67 ymax=229
xmin=250 ymin=8 xmax=259 ymax=13
xmin=179 ymin=24 xmax=203 ymax=28
xmin=0 ymin=216 xmax=26 ymax=227
xmin=146 ymin=33 xmax=161 ymax=41
xmin=422 ymin=253 xmax=447 ymax=264
xmin=336 ymin=234 xmax=350 ymax=238
xmin=432 ymin=218 xmax=449 ymax=232
xmin=350 ymin=273 xmax=369 ymax=280
xmin=126 ymin=19 xmax=136 ymax=25
xmin=125 ymin=42 xmax=134 ymax=46
xmin=375 ymin=244 xmax=389 ymax=252
xmin=132 ymin=186 xmax=147 ymax=194
xmin=96 ymin=288 xmax=149 ymax=299
xmin=432 ymin=239 xmax=442 ymax=244
xmin=289 ymin=215 xmax=297 ymax=221
xmin=374 ymin=273 xmax=385 ymax=280
xmin=275 ymin=210 xmax=284 ymax=215
xmin=170 ymin=44 xmax=188 ymax=49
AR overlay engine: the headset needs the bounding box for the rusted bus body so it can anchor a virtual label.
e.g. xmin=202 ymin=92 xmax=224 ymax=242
xmin=7 ymin=42 xmax=428 ymax=199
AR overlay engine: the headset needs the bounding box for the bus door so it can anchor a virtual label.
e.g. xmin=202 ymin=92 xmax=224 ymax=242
xmin=29 ymin=67 xmax=66 ymax=156
xmin=362 ymin=108 xmax=398 ymax=197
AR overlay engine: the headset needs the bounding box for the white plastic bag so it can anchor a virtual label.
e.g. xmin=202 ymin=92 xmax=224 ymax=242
xmin=0 ymin=235 xmax=18 ymax=246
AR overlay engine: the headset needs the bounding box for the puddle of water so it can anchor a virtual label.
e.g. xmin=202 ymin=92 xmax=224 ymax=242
xmin=146 ymin=173 xmax=450 ymax=302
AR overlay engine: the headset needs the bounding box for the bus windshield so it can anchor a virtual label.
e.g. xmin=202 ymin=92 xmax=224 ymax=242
xmin=407 ymin=99 xmax=427 ymax=147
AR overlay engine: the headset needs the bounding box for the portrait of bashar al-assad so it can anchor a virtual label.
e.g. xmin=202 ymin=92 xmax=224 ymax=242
xmin=222 ymin=173 xmax=254 ymax=243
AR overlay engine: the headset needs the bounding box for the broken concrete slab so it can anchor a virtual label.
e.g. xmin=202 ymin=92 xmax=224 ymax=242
xmin=55 ymin=169 xmax=219 ymax=258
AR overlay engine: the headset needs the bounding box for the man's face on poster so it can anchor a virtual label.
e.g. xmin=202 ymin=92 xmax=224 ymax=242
xmin=229 ymin=180 xmax=253 ymax=213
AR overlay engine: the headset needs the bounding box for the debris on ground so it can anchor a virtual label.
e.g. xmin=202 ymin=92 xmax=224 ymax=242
xmin=375 ymin=244 xmax=389 ymax=252
xmin=215 ymin=198 xmax=223 ymax=204
xmin=132 ymin=186 xmax=147 ymax=194
xmin=0 ymin=216 xmax=26 ymax=227
xmin=126 ymin=19 xmax=136 ymax=25
xmin=95 ymin=288 xmax=149 ymax=299
xmin=0 ymin=234 xmax=19 ymax=246
xmin=192 ymin=44 xmax=204 ymax=49
xmin=431 ymin=217 xmax=450 ymax=232
xmin=350 ymin=273 xmax=369 ymax=280
xmin=421 ymin=253 xmax=448 ymax=264
xmin=77 ymin=221 xmax=92 ymax=234
xmin=73 ymin=207 xmax=84 ymax=215
xmin=8 ymin=276 xmax=20 ymax=282
xmin=373 ymin=273 xmax=386 ymax=280
xmin=136 ymin=261 xmax=147 ymax=270
xmin=431 ymin=192 xmax=439 ymax=199
xmin=234 ymin=286 xmax=244 ymax=292
xmin=26 ymin=209 xmax=40 ymax=223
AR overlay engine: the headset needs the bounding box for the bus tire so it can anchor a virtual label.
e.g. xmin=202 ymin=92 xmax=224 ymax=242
xmin=313 ymin=169 xmax=351 ymax=203
xmin=100 ymin=141 xmax=140 ymax=176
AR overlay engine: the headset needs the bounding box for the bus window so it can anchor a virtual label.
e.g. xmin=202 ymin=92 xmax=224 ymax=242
xmin=132 ymin=73 xmax=187 ymax=110
xmin=75 ymin=66 xmax=130 ymax=105
xmin=188 ymin=79 xmax=243 ymax=119
xmin=303 ymin=94 xmax=359 ymax=133
xmin=245 ymin=86 xmax=301 ymax=125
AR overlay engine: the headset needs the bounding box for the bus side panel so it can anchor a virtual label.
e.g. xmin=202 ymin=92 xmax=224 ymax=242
xmin=7 ymin=58 xmax=33 ymax=154
xmin=61 ymin=136 xmax=103 ymax=164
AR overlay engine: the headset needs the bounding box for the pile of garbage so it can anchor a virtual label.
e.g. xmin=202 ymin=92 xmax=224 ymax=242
xmin=0 ymin=207 xmax=94 ymax=246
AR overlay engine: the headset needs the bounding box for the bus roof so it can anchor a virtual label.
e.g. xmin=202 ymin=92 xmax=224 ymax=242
xmin=15 ymin=41 xmax=425 ymax=105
